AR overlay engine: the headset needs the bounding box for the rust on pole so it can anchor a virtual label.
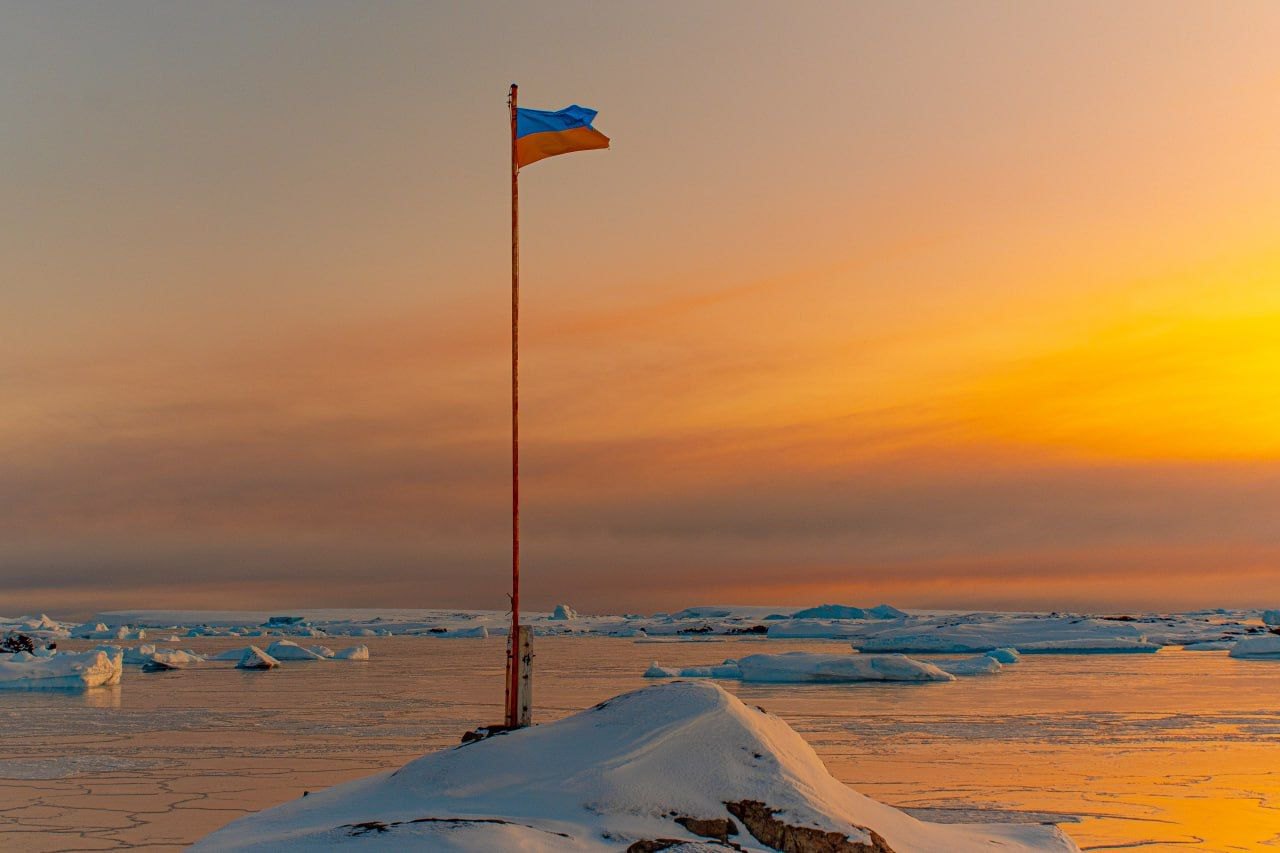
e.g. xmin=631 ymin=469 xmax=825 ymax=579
xmin=505 ymin=83 xmax=522 ymax=728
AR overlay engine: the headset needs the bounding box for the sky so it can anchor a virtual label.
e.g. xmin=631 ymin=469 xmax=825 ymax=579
xmin=4 ymin=1 xmax=1280 ymax=617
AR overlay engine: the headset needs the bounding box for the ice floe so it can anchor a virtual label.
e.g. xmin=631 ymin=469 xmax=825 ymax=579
xmin=1228 ymin=635 xmax=1280 ymax=659
xmin=937 ymin=655 xmax=1003 ymax=676
xmin=193 ymin=680 xmax=1076 ymax=852
xmin=0 ymin=649 xmax=122 ymax=690
xmin=334 ymin=645 xmax=370 ymax=661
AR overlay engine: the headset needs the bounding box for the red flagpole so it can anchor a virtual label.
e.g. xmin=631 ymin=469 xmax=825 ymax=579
xmin=505 ymin=83 xmax=521 ymax=728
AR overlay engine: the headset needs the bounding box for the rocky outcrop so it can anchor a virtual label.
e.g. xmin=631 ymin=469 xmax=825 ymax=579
xmin=726 ymin=800 xmax=895 ymax=853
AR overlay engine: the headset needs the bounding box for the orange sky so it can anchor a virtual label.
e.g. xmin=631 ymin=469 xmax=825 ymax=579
xmin=4 ymin=2 xmax=1280 ymax=616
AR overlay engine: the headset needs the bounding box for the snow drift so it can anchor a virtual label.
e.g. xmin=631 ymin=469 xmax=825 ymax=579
xmin=194 ymin=681 xmax=1076 ymax=852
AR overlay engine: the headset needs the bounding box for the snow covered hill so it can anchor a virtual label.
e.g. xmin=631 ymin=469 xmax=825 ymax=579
xmin=194 ymin=681 xmax=1078 ymax=852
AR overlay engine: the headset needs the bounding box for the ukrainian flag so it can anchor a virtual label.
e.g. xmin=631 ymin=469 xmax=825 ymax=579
xmin=515 ymin=105 xmax=609 ymax=168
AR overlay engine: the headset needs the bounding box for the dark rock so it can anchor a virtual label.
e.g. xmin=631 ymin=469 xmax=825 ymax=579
xmin=725 ymin=800 xmax=895 ymax=853
xmin=676 ymin=815 xmax=739 ymax=842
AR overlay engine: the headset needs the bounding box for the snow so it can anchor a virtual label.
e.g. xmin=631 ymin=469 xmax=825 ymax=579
xmin=237 ymin=646 xmax=280 ymax=670
xmin=334 ymin=645 xmax=370 ymax=661
xmin=1263 ymin=610 xmax=1280 ymax=627
xmin=987 ymin=647 xmax=1021 ymax=663
xmin=266 ymin=640 xmax=327 ymax=661
xmin=789 ymin=604 xmax=869 ymax=620
xmin=1228 ymin=635 xmax=1280 ymax=659
xmin=737 ymin=652 xmax=954 ymax=683
xmin=193 ymin=681 xmax=1076 ymax=852
xmin=938 ymin=655 xmax=1004 ymax=676
xmin=0 ymin=650 xmax=123 ymax=690
xmin=1182 ymin=640 xmax=1236 ymax=651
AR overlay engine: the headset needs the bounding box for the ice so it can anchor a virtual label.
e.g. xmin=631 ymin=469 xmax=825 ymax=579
xmin=193 ymin=681 xmax=1076 ymax=852
xmin=1182 ymin=640 xmax=1236 ymax=651
xmin=0 ymin=649 xmax=123 ymax=690
xmin=938 ymin=655 xmax=1003 ymax=676
xmin=644 ymin=661 xmax=679 ymax=678
xmin=142 ymin=649 xmax=206 ymax=671
xmin=1015 ymin=638 xmax=1160 ymax=654
xmin=858 ymin=616 xmax=1151 ymax=654
xmin=765 ymin=619 xmax=863 ymax=639
xmin=1228 ymin=635 xmax=1280 ymax=659
xmin=266 ymin=640 xmax=327 ymax=661
xmin=1263 ymin=610 xmax=1280 ymax=627
xmin=308 ymin=645 xmax=336 ymax=658
xmin=737 ymin=651 xmax=954 ymax=683
xmin=334 ymin=645 xmax=370 ymax=660
xmin=237 ymin=646 xmax=280 ymax=670
xmin=789 ymin=604 xmax=869 ymax=620
xmin=986 ymin=647 xmax=1021 ymax=663
xmin=549 ymin=604 xmax=578 ymax=620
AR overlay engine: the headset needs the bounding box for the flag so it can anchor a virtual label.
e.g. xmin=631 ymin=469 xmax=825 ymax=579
xmin=515 ymin=105 xmax=609 ymax=168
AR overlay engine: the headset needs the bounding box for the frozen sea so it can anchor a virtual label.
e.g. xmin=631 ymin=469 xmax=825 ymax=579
xmin=2 ymin=636 xmax=1279 ymax=852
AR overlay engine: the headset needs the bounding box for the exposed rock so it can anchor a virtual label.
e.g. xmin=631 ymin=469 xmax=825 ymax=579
xmin=676 ymin=815 xmax=739 ymax=842
xmin=725 ymin=800 xmax=894 ymax=853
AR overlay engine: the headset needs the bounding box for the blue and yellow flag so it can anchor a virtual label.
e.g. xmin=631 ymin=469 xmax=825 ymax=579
xmin=515 ymin=105 xmax=609 ymax=168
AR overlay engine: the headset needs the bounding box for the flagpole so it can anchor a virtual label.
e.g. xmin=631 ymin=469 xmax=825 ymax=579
xmin=505 ymin=82 xmax=521 ymax=728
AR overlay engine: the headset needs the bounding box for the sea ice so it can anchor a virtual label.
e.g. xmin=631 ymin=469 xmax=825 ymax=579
xmin=938 ymin=655 xmax=1003 ymax=676
xmin=1228 ymin=635 xmax=1280 ymax=659
xmin=0 ymin=650 xmax=123 ymax=690
xmin=193 ymin=681 xmax=1076 ymax=852
xmin=1015 ymin=638 xmax=1160 ymax=654
xmin=737 ymin=651 xmax=954 ymax=683
xmin=986 ymin=647 xmax=1021 ymax=663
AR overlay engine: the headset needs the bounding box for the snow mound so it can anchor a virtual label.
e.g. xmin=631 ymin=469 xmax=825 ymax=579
xmin=1229 ymin=635 xmax=1280 ymax=659
xmin=0 ymin=650 xmax=122 ymax=690
xmin=737 ymin=652 xmax=954 ymax=683
xmin=937 ymin=655 xmax=1003 ymax=676
xmin=335 ymin=645 xmax=370 ymax=661
xmin=194 ymin=681 xmax=1076 ymax=852
xmin=237 ymin=646 xmax=280 ymax=670
xmin=986 ymin=647 xmax=1021 ymax=664
xmin=266 ymin=640 xmax=326 ymax=661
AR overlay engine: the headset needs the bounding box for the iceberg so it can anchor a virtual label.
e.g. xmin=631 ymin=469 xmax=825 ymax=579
xmin=1229 ymin=635 xmax=1280 ymax=659
xmin=548 ymin=604 xmax=578 ymax=621
xmin=236 ymin=646 xmax=280 ymax=670
xmin=737 ymin=651 xmax=954 ymax=683
xmin=266 ymin=640 xmax=327 ymax=661
xmin=193 ymin=681 xmax=1076 ymax=852
xmin=790 ymin=604 xmax=868 ymax=620
xmin=0 ymin=650 xmax=123 ymax=690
